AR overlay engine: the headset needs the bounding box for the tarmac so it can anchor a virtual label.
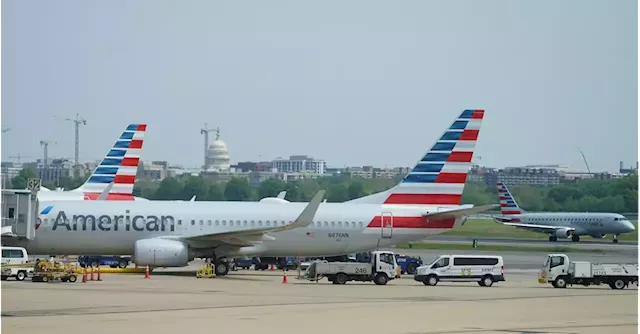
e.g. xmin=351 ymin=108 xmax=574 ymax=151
xmin=2 ymin=257 xmax=638 ymax=334
xmin=426 ymin=236 xmax=639 ymax=251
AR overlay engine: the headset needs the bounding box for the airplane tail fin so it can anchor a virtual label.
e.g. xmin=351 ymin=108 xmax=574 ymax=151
xmin=346 ymin=109 xmax=485 ymax=206
xmin=74 ymin=124 xmax=146 ymax=200
xmin=496 ymin=182 xmax=525 ymax=215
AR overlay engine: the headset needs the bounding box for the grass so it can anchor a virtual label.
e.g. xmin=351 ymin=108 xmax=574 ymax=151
xmin=395 ymin=242 xmax=611 ymax=254
xmin=440 ymin=219 xmax=639 ymax=242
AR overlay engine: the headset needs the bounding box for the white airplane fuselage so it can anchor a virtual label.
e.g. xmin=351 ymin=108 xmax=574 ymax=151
xmin=25 ymin=200 xmax=461 ymax=257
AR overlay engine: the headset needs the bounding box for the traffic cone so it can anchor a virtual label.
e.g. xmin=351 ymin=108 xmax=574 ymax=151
xmin=282 ymin=270 xmax=288 ymax=284
xmin=270 ymin=264 xmax=274 ymax=271
xmin=82 ymin=268 xmax=87 ymax=283
xmin=90 ymin=267 xmax=95 ymax=281
xmin=144 ymin=265 xmax=150 ymax=279
xmin=97 ymin=267 xmax=102 ymax=281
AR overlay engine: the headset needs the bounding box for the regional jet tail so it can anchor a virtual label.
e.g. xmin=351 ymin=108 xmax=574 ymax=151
xmin=493 ymin=182 xmax=635 ymax=243
xmin=36 ymin=124 xmax=149 ymax=202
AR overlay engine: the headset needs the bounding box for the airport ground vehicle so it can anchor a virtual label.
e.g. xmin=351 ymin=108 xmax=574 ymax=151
xmin=276 ymin=256 xmax=300 ymax=270
xmin=395 ymin=254 xmax=423 ymax=275
xmin=414 ymin=254 xmax=505 ymax=287
xmin=233 ymin=257 xmax=254 ymax=269
xmin=538 ymin=253 xmax=638 ymax=289
xmin=78 ymin=255 xmax=131 ymax=268
xmin=305 ymin=251 xmax=398 ymax=285
xmin=1 ymin=246 xmax=31 ymax=281
xmin=31 ymin=260 xmax=78 ymax=283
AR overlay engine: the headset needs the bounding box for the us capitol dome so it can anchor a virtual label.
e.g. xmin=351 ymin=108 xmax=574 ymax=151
xmin=205 ymin=129 xmax=231 ymax=172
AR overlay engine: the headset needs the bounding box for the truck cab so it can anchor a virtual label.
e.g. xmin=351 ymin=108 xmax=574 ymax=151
xmin=372 ymin=251 xmax=398 ymax=280
xmin=539 ymin=253 xmax=569 ymax=284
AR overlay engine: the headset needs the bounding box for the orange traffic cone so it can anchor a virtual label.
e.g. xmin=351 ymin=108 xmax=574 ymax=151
xmin=144 ymin=265 xmax=150 ymax=279
xmin=82 ymin=268 xmax=87 ymax=283
xmin=97 ymin=267 xmax=102 ymax=281
xmin=270 ymin=264 xmax=274 ymax=271
xmin=282 ymin=270 xmax=288 ymax=284
xmin=90 ymin=267 xmax=95 ymax=281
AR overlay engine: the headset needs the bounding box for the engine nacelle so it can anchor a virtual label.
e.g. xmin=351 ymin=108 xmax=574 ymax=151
xmin=133 ymin=238 xmax=192 ymax=267
xmin=555 ymin=228 xmax=572 ymax=239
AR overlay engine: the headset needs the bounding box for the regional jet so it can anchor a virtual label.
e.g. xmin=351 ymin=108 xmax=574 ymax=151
xmin=13 ymin=109 xmax=494 ymax=276
xmin=492 ymin=182 xmax=635 ymax=243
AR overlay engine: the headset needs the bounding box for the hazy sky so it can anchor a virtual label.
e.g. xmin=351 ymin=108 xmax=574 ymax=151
xmin=2 ymin=0 xmax=637 ymax=172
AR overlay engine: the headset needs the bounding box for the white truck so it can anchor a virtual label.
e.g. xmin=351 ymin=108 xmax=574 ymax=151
xmin=539 ymin=253 xmax=638 ymax=290
xmin=1 ymin=246 xmax=33 ymax=281
xmin=305 ymin=250 xmax=398 ymax=285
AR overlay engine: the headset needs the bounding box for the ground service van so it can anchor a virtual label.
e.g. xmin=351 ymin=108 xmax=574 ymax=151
xmin=414 ymin=254 xmax=505 ymax=287
xmin=1 ymin=246 xmax=32 ymax=281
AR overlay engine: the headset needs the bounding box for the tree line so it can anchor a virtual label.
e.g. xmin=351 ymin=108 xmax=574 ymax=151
xmin=8 ymin=168 xmax=638 ymax=213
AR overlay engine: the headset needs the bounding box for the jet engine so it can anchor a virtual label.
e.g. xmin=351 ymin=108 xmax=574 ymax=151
xmin=133 ymin=239 xmax=193 ymax=267
xmin=554 ymin=228 xmax=572 ymax=239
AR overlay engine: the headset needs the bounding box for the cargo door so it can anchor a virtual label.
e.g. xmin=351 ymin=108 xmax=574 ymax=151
xmin=381 ymin=212 xmax=393 ymax=238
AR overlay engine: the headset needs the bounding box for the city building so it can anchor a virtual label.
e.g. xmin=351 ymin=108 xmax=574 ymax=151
xmin=272 ymin=155 xmax=326 ymax=174
xmin=204 ymin=129 xmax=231 ymax=172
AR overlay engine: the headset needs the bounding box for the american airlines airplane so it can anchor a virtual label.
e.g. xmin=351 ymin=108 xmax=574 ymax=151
xmin=35 ymin=124 xmax=149 ymax=202
xmin=10 ymin=109 xmax=494 ymax=276
xmin=493 ymin=182 xmax=635 ymax=243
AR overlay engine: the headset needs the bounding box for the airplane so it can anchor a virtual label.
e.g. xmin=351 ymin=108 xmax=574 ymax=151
xmin=9 ymin=109 xmax=494 ymax=277
xmin=492 ymin=182 xmax=635 ymax=243
xmin=34 ymin=124 xmax=149 ymax=202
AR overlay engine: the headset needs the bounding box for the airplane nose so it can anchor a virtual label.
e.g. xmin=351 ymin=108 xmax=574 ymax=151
xmin=623 ymin=220 xmax=635 ymax=233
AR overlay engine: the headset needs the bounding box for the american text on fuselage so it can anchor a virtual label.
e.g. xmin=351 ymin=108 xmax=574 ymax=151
xmin=50 ymin=210 xmax=176 ymax=232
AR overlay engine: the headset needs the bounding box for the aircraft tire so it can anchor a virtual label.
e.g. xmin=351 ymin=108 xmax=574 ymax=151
xmin=215 ymin=261 xmax=229 ymax=276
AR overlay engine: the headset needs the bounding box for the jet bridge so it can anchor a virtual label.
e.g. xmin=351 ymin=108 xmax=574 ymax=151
xmin=1 ymin=189 xmax=39 ymax=240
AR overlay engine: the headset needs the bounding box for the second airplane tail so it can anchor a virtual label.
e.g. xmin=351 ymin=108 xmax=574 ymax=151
xmin=74 ymin=124 xmax=147 ymax=200
xmin=346 ymin=109 xmax=485 ymax=206
xmin=496 ymin=182 xmax=525 ymax=215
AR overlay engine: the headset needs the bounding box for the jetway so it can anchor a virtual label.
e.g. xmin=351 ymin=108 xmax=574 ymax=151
xmin=1 ymin=189 xmax=39 ymax=240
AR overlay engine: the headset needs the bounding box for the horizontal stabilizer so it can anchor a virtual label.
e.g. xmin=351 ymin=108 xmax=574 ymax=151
xmin=422 ymin=204 xmax=498 ymax=220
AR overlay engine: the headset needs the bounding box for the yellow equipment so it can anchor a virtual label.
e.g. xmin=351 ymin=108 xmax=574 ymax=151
xmin=32 ymin=260 xmax=78 ymax=283
xmin=196 ymin=263 xmax=216 ymax=278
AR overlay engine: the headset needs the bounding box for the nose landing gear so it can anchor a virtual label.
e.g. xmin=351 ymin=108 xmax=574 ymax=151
xmin=613 ymin=234 xmax=619 ymax=244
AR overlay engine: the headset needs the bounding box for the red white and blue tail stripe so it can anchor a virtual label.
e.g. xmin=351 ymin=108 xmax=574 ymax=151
xmin=497 ymin=182 xmax=524 ymax=215
xmin=346 ymin=109 xmax=484 ymax=206
xmin=75 ymin=124 xmax=146 ymax=200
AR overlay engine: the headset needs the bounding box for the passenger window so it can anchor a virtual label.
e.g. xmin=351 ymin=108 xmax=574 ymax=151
xmin=207 ymin=220 xmax=212 ymax=225
xmin=199 ymin=220 xmax=203 ymax=225
xmin=191 ymin=220 xmax=195 ymax=225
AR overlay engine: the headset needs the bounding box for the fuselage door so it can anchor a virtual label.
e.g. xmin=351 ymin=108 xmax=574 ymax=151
xmin=381 ymin=212 xmax=393 ymax=238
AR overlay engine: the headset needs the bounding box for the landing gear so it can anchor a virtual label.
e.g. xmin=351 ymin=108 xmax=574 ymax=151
xmin=571 ymin=234 xmax=580 ymax=242
xmin=209 ymin=255 xmax=229 ymax=276
xmin=549 ymin=235 xmax=557 ymax=242
xmin=613 ymin=234 xmax=619 ymax=244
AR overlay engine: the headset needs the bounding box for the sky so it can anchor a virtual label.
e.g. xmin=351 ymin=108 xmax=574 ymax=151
xmin=1 ymin=0 xmax=638 ymax=173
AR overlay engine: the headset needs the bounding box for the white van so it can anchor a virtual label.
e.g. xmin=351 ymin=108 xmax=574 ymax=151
xmin=414 ymin=254 xmax=505 ymax=287
xmin=1 ymin=246 xmax=31 ymax=281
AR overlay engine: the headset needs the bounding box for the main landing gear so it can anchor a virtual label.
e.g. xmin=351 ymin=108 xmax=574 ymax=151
xmin=548 ymin=234 xmax=581 ymax=242
xmin=613 ymin=234 xmax=619 ymax=244
xmin=207 ymin=255 xmax=230 ymax=276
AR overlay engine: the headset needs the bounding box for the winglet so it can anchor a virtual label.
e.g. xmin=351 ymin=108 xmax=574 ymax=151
xmin=282 ymin=190 xmax=325 ymax=231
xmin=190 ymin=195 xmax=196 ymax=202
xmin=96 ymin=182 xmax=115 ymax=201
xmin=276 ymin=191 xmax=286 ymax=199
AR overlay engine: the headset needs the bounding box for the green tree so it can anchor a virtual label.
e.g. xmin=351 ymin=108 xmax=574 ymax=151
xmin=327 ymin=183 xmax=349 ymax=202
xmin=180 ymin=176 xmax=208 ymax=201
xmin=11 ymin=168 xmax=38 ymax=189
xmin=347 ymin=180 xmax=366 ymax=200
xmin=258 ymin=178 xmax=287 ymax=199
xmin=153 ymin=177 xmax=182 ymax=200
xmin=206 ymin=183 xmax=225 ymax=201
xmin=224 ymin=177 xmax=252 ymax=201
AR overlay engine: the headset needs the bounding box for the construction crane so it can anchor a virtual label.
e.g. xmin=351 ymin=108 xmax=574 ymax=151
xmin=200 ymin=123 xmax=218 ymax=168
xmin=58 ymin=113 xmax=86 ymax=174
xmin=40 ymin=140 xmax=56 ymax=166
xmin=579 ymin=149 xmax=591 ymax=174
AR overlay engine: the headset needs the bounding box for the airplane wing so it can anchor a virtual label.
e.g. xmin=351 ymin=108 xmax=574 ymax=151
xmin=422 ymin=204 xmax=499 ymax=220
xmin=501 ymin=222 xmax=575 ymax=233
xmin=178 ymin=190 xmax=326 ymax=246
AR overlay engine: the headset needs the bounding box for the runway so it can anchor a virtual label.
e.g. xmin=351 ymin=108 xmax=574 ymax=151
xmin=425 ymin=236 xmax=638 ymax=251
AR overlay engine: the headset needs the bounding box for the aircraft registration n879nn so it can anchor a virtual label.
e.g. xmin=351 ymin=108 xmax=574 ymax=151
xmin=25 ymin=109 xmax=494 ymax=276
